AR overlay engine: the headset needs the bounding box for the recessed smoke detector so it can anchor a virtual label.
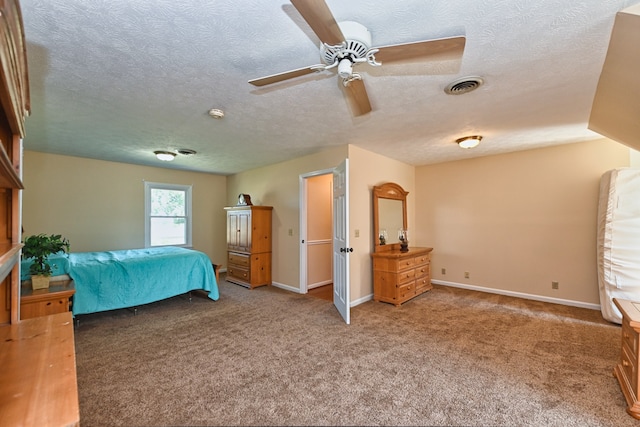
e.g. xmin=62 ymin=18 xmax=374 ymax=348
xmin=208 ymin=108 xmax=225 ymax=119
xmin=444 ymin=76 xmax=484 ymax=95
xmin=177 ymin=148 xmax=197 ymax=156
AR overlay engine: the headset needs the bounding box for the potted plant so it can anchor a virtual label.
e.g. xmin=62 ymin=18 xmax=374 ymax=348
xmin=22 ymin=233 xmax=70 ymax=290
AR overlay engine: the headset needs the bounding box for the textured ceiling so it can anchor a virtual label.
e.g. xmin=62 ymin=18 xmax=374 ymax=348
xmin=20 ymin=0 xmax=640 ymax=175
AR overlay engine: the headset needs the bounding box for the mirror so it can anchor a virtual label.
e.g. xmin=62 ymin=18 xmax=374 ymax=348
xmin=372 ymin=182 xmax=408 ymax=252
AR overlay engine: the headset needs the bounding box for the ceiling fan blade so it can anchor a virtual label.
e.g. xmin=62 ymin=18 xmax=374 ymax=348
xmin=249 ymin=65 xmax=324 ymax=86
xmin=291 ymin=0 xmax=344 ymax=45
xmin=374 ymin=36 xmax=466 ymax=64
xmin=343 ymin=78 xmax=372 ymax=116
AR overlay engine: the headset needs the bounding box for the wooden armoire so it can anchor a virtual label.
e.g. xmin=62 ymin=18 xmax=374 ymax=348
xmin=0 ymin=0 xmax=29 ymax=325
xmin=224 ymin=205 xmax=272 ymax=289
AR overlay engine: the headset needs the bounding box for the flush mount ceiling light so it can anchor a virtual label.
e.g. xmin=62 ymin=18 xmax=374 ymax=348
xmin=154 ymin=150 xmax=176 ymax=161
xmin=208 ymin=108 xmax=225 ymax=119
xmin=455 ymin=135 xmax=482 ymax=149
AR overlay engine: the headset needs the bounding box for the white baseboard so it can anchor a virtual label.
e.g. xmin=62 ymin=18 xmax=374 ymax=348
xmin=308 ymin=280 xmax=332 ymax=289
xmin=351 ymin=293 xmax=373 ymax=307
xmin=271 ymin=281 xmax=302 ymax=294
xmin=271 ymin=281 xmax=373 ymax=308
xmin=266 ymin=280 xmax=600 ymax=312
xmin=432 ymin=279 xmax=601 ymax=311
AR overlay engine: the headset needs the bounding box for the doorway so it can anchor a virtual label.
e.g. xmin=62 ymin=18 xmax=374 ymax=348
xmin=300 ymin=170 xmax=333 ymax=295
xmin=300 ymin=161 xmax=350 ymax=324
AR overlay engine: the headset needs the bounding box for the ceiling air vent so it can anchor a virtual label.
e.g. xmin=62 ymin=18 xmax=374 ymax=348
xmin=444 ymin=76 xmax=484 ymax=95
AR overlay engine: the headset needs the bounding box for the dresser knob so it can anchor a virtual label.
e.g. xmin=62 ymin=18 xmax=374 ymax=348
xmin=623 ymin=360 xmax=630 ymax=367
xmin=624 ymin=332 xmax=630 ymax=339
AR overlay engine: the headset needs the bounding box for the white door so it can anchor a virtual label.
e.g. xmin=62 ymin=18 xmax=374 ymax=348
xmin=333 ymin=159 xmax=350 ymax=324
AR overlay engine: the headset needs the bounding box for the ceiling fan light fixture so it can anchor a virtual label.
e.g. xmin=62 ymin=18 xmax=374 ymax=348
xmin=455 ymin=135 xmax=482 ymax=149
xmin=154 ymin=150 xmax=176 ymax=161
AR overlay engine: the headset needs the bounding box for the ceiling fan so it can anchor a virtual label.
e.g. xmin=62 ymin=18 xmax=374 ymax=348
xmin=249 ymin=0 xmax=466 ymax=116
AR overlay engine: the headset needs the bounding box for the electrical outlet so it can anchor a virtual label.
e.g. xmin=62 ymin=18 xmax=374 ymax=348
xmin=441 ymin=268 xmax=446 ymax=275
xmin=288 ymin=228 xmax=293 ymax=236
xmin=464 ymin=272 xmax=470 ymax=279
xmin=552 ymin=281 xmax=559 ymax=290
xmin=355 ymin=229 xmax=360 ymax=238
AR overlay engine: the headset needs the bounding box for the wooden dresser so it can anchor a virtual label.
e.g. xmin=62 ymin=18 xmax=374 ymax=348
xmin=20 ymin=280 xmax=75 ymax=320
xmin=225 ymin=205 xmax=273 ymax=289
xmin=371 ymin=247 xmax=433 ymax=306
xmin=613 ymin=298 xmax=640 ymax=419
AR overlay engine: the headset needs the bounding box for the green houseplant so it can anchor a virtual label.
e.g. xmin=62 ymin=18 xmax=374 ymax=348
xmin=22 ymin=233 xmax=70 ymax=290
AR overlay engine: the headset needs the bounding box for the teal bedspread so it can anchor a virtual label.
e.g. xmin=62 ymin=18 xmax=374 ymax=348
xmin=68 ymin=246 xmax=219 ymax=315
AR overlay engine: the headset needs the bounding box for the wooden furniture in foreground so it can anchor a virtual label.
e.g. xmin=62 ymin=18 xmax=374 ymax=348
xmin=0 ymin=0 xmax=29 ymax=326
xmin=371 ymin=182 xmax=434 ymax=305
xmin=613 ymin=298 xmax=640 ymax=419
xmin=225 ymin=205 xmax=273 ymax=289
xmin=20 ymin=279 xmax=75 ymax=319
xmin=0 ymin=311 xmax=80 ymax=426
xmin=372 ymin=247 xmax=433 ymax=306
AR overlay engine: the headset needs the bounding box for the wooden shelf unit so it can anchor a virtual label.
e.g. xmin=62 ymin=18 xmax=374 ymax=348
xmin=0 ymin=312 xmax=80 ymax=427
xmin=0 ymin=0 xmax=29 ymax=326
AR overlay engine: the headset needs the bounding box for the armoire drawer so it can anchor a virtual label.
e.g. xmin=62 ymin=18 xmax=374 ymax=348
xmin=228 ymin=252 xmax=250 ymax=267
xmin=227 ymin=266 xmax=250 ymax=282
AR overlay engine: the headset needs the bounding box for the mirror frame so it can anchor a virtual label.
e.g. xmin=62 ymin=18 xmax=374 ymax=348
xmin=372 ymin=182 xmax=408 ymax=253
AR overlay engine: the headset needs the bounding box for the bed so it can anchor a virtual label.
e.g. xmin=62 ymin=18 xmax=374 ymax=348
xmin=21 ymin=246 xmax=219 ymax=316
xmin=597 ymin=168 xmax=640 ymax=324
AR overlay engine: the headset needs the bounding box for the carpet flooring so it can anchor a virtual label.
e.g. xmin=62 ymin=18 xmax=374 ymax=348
xmin=73 ymin=276 xmax=636 ymax=426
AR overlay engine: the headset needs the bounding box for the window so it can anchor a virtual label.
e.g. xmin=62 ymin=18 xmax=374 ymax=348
xmin=144 ymin=181 xmax=192 ymax=247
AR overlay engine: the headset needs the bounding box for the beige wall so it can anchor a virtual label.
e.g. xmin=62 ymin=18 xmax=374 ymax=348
xmin=24 ymin=138 xmax=631 ymax=308
xmin=226 ymin=145 xmax=348 ymax=290
xmin=347 ymin=145 xmax=415 ymax=302
xmin=226 ymin=144 xmax=414 ymax=303
xmin=22 ymin=151 xmax=228 ymax=263
xmin=414 ymin=138 xmax=630 ymax=306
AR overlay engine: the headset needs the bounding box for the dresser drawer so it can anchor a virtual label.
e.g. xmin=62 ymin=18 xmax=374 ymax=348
xmin=397 ymin=282 xmax=415 ymax=302
xmin=623 ymin=320 xmax=639 ymax=361
xmin=398 ymin=268 xmax=416 ymax=284
xmin=415 ymin=263 xmax=430 ymax=280
xmin=21 ymin=298 xmax=71 ymax=320
xmin=228 ymin=252 xmax=250 ymax=267
xmin=398 ymin=257 xmax=415 ymax=271
xmin=621 ymin=344 xmax=638 ymax=393
xmin=413 ymin=253 xmax=430 ymax=266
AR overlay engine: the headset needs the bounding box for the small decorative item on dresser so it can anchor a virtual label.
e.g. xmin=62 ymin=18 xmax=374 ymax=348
xmin=237 ymin=193 xmax=252 ymax=206
xmin=379 ymin=229 xmax=387 ymax=245
xmin=398 ymin=229 xmax=409 ymax=252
